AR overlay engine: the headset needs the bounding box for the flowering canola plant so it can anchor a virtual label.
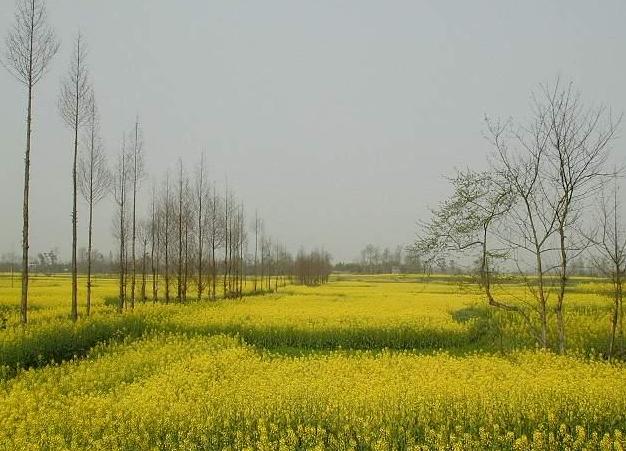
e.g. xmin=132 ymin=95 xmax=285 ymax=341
xmin=0 ymin=274 xmax=624 ymax=449
xmin=0 ymin=334 xmax=625 ymax=450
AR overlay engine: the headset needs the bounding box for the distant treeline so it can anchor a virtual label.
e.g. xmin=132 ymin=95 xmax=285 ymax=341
xmin=331 ymin=244 xmax=603 ymax=276
xmin=334 ymin=244 xmax=424 ymax=274
xmin=294 ymin=249 xmax=332 ymax=285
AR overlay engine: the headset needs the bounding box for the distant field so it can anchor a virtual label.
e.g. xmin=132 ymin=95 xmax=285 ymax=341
xmin=0 ymin=274 xmax=624 ymax=449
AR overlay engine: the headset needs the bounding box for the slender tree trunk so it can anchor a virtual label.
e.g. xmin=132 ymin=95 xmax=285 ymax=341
xmin=117 ymin=146 xmax=127 ymax=313
xmin=536 ymin=253 xmax=547 ymax=348
xmin=211 ymin=238 xmax=216 ymax=300
xmin=254 ymin=214 xmax=258 ymax=293
xmin=211 ymin=196 xmax=217 ymax=301
xmin=164 ymin=177 xmax=170 ymax=304
xmin=86 ymin=179 xmax=94 ymax=316
xmin=118 ymin=197 xmax=125 ymax=313
xmin=85 ymin=108 xmax=95 ymax=316
xmin=267 ymin=246 xmax=271 ymax=291
xmin=610 ymin=280 xmax=619 ymax=359
xmin=617 ymin=280 xmax=624 ymax=356
xmin=21 ymin=80 xmax=33 ymax=325
xmin=197 ymin=155 xmax=204 ymax=301
xmin=153 ymin=226 xmax=160 ymax=304
xmin=71 ymin=81 xmax=79 ymax=322
xmin=223 ymin=189 xmax=228 ymax=297
xmin=177 ymin=164 xmax=183 ymax=302
xmin=274 ymin=245 xmax=279 ymax=292
xmin=240 ymin=219 xmax=245 ymax=297
xmin=151 ymin=188 xmax=157 ymax=303
xmin=141 ymin=239 xmax=147 ymax=303
xmin=123 ymin=236 xmax=129 ymax=309
xmin=130 ymin=123 xmax=138 ymax=310
xmin=118 ymin=244 xmax=124 ymax=313
xmin=211 ymin=185 xmax=218 ymax=300
xmin=260 ymin=242 xmax=264 ymax=293
xmin=182 ymin=218 xmax=189 ymax=302
xmin=556 ymin=224 xmax=567 ymax=354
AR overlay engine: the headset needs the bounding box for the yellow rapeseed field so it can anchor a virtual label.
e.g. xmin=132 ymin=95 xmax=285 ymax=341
xmin=0 ymin=273 xmax=624 ymax=449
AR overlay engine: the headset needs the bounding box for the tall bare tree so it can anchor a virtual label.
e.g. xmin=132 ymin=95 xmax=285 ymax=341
xmin=177 ymin=160 xmax=185 ymax=302
xmin=78 ymin=88 xmax=109 ymax=316
xmin=486 ymin=116 xmax=557 ymax=348
xmin=194 ymin=153 xmax=207 ymax=300
xmin=223 ymin=180 xmax=230 ymax=296
xmin=239 ymin=205 xmax=246 ymax=297
xmin=59 ymin=32 xmax=91 ymax=321
xmin=150 ymin=183 xmax=159 ymax=303
xmin=163 ymin=173 xmax=172 ymax=303
xmin=2 ymin=0 xmax=59 ymax=324
xmin=112 ymin=139 xmax=129 ymax=313
xmin=539 ymin=79 xmax=620 ymax=353
xmin=182 ymin=177 xmax=192 ymax=302
xmin=128 ymin=118 xmax=144 ymax=310
xmin=253 ymin=210 xmax=260 ymax=292
xmin=590 ymin=176 xmax=626 ymax=358
xmin=208 ymin=183 xmax=221 ymax=300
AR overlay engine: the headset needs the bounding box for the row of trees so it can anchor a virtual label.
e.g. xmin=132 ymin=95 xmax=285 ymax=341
xmin=293 ymin=249 xmax=332 ymax=285
xmin=414 ymin=79 xmax=624 ymax=357
xmin=114 ymin=147 xmax=335 ymax=312
xmin=334 ymin=244 xmax=426 ymax=274
xmin=3 ymin=0 xmax=331 ymax=324
xmin=3 ymin=0 xmax=110 ymax=322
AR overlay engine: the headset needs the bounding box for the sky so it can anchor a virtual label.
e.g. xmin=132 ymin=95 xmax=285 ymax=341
xmin=0 ymin=0 xmax=625 ymax=262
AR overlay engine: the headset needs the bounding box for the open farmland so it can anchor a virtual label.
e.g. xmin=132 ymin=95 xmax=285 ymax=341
xmin=3 ymin=1 xmax=626 ymax=448
xmin=0 ymin=274 xmax=625 ymax=450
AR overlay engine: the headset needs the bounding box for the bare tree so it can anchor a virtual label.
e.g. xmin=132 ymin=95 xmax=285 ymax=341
xmin=590 ymin=176 xmax=626 ymax=358
xmin=177 ymin=160 xmax=184 ymax=302
xmin=253 ymin=211 xmax=260 ymax=292
xmin=261 ymin=236 xmax=272 ymax=292
xmin=126 ymin=118 xmax=145 ymax=310
xmin=539 ymin=79 xmax=620 ymax=353
xmin=208 ymin=183 xmax=222 ymax=300
xmin=112 ymin=139 xmax=129 ymax=312
xmin=486 ymin=116 xmax=558 ymax=348
xmin=223 ymin=180 xmax=230 ymax=297
xmin=182 ymin=177 xmax=193 ymax=302
xmin=59 ymin=32 xmax=91 ymax=321
xmin=260 ymin=231 xmax=267 ymax=292
xmin=163 ymin=172 xmax=172 ymax=303
xmin=150 ymin=183 xmax=159 ymax=303
xmin=194 ymin=153 xmax=207 ymax=301
xmin=2 ymin=0 xmax=59 ymax=324
xmin=274 ymin=241 xmax=280 ymax=292
xmin=78 ymin=88 xmax=109 ymax=316
xmin=139 ymin=220 xmax=148 ymax=303
xmin=239 ymin=205 xmax=246 ymax=297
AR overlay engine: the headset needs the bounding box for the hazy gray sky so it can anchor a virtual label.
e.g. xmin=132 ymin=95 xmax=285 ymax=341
xmin=1 ymin=0 xmax=625 ymax=262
